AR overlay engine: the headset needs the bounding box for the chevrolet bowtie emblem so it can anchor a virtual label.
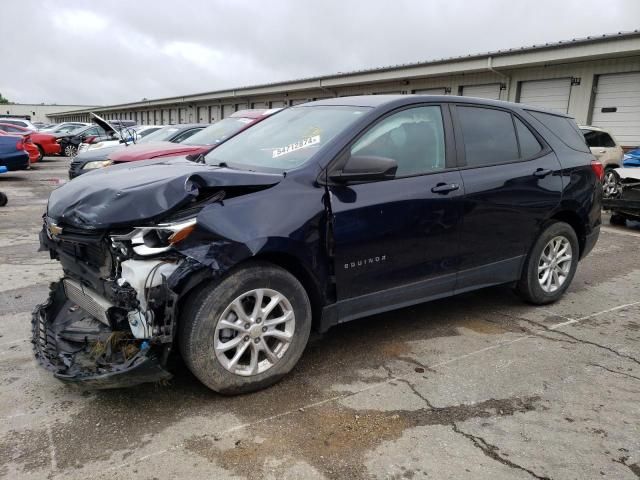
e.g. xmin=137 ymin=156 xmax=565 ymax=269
xmin=48 ymin=221 xmax=63 ymax=237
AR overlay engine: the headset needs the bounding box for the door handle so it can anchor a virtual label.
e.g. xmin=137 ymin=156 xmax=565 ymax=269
xmin=598 ymin=149 xmax=607 ymax=154
xmin=533 ymin=168 xmax=552 ymax=178
xmin=431 ymin=183 xmax=460 ymax=194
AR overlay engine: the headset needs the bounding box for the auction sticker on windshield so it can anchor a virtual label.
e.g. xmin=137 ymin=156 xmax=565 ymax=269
xmin=272 ymin=135 xmax=320 ymax=158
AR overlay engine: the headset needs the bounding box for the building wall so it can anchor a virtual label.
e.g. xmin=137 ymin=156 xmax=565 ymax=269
xmin=47 ymin=54 xmax=640 ymax=146
xmin=1 ymin=104 xmax=98 ymax=123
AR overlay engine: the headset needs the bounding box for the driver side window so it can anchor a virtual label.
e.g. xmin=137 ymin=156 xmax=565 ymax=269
xmin=351 ymin=106 xmax=446 ymax=177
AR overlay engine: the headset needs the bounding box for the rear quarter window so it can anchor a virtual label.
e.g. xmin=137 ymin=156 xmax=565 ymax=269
xmin=528 ymin=111 xmax=589 ymax=153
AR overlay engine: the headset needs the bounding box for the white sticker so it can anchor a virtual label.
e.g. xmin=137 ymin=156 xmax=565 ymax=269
xmin=272 ymin=135 xmax=320 ymax=158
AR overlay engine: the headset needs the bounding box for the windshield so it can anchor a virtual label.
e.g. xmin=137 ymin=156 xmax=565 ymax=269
xmin=181 ymin=118 xmax=253 ymax=146
xmin=205 ymin=106 xmax=370 ymax=170
xmin=137 ymin=126 xmax=182 ymax=143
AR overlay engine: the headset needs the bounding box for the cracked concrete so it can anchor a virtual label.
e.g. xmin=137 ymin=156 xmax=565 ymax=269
xmin=0 ymin=158 xmax=639 ymax=479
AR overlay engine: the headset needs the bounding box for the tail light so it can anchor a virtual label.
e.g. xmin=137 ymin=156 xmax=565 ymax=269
xmin=590 ymin=160 xmax=604 ymax=181
xmin=84 ymin=135 xmax=97 ymax=144
xmin=16 ymin=138 xmax=24 ymax=150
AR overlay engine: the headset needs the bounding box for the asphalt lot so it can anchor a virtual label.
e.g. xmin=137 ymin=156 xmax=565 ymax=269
xmin=0 ymin=157 xmax=639 ymax=480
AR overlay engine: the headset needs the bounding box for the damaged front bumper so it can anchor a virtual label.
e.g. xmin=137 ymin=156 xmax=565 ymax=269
xmin=32 ymin=280 xmax=172 ymax=389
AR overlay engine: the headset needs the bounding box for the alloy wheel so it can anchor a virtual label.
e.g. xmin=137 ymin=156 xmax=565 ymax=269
xmin=65 ymin=145 xmax=77 ymax=157
xmin=603 ymin=170 xmax=619 ymax=198
xmin=214 ymin=288 xmax=296 ymax=376
xmin=538 ymin=236 xmax=572 ymax=293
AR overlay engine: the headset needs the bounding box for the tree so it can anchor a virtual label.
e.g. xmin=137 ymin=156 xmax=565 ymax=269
xmin=0 ymin=92 xmax=9 ymax=105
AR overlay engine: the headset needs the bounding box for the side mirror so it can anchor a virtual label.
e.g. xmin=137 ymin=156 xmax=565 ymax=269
xmin=330 ymin=155 xmax=398 ymax=183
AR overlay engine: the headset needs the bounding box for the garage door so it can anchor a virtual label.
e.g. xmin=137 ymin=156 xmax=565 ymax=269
xmin=519 ymin=78 xmax=571 ymax=113
xmin=222 ymin=105 xmax=235 ymax=118
xmin=290 ymin=99 xmax=308 ymax=106
xmin=270 ymin=100 xmax=286 ymax=108
xmin=462 ymin=84 xmax=502 ymax=100
xmin=413 ymin=88 xmax=447 ymax=95
xmin=591 ymin=72 xmax=640 ymax=147
xmin=251 ymin=102 xmax=268 ymax=109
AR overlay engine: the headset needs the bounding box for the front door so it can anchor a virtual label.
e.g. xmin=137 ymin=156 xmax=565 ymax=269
xmin=329 ymin=104 xmax=464 ymax=318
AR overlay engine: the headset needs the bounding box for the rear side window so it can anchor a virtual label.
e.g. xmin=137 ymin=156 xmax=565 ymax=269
xmin=528 ymin=111 xmax=589 ymax=153
xmin=514 ymin=118 xmax=542 ymax=158
xmin=581 ymin=129 xmax=616 ymax=148
xmin=457 ymin=106 xmax=519 ymax=167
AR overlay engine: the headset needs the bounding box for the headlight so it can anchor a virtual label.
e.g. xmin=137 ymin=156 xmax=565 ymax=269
xmin=83 ymin=160 xmax=113 ymax=170
xmin=110 ymin=218 xmax=197 ymax=256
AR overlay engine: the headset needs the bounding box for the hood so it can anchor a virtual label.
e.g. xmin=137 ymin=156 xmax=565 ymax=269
xmin=47 ymin=157 xmax=283 ymax=229
xmin=90 ymin=113 xmax=118 ymax=136
xmin=108 ymin=142 xmax=205 ymax=162
xmin=74 ymin=144 xmax=123 ymax=162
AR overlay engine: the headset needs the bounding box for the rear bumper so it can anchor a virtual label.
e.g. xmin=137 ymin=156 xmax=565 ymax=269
xmin=581 ymin=225 xmax=600 ymax=259
xmin=32 ymin=281 xmax=172 ymax=389
xmin=0 ymin=152 xmax=29 ymax=171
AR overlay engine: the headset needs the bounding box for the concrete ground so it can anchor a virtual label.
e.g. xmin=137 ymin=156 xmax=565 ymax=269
xmin=0 ymin=157 xmax=639 ymax=480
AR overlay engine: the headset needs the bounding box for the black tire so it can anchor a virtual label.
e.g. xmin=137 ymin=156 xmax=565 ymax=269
xmin=179 ymin=261 xmax=312 ymax=394
xmin=36 ymin=145 xmax=45 ymax=162
xmin=610 ymin=213 xmax=627 ymax=226
xmin=0 ymin=192 xmax=7 ymax=207
xmin=515 ymin=221 xmax=579 ymax=305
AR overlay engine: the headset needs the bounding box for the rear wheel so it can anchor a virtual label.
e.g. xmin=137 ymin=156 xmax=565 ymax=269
xmin=603 ymin=168 xmax=620 ymax=198
xmin=516 ymin=221 xmax=579 ymax=305
xmin=610 ymin=213 xmax=627 ymax=226
xmin=64 ymin=145 xmax=77 ymax=157
xmin=0 ymin=192 xmax=7 ymax=207
xmin=36 ymin=145 xmax=45 ymax=162
xmin=179 ymin=262 xmax=312 ymax=394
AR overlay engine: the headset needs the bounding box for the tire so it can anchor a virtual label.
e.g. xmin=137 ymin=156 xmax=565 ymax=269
xmin=36 ymin=145 xmax=45 ymax=162
xmin=603 ymin=168 xmax=621 ymax=199
xmin=0 ymin=192 xmax=7 ymax=207
xmin=610 ymin=213 xmax=627 ymax=226
xmin=179 ymin=261 xmax=312 ymax=394
xmin=64 ymin=145 xmax=77 ymax=157
xmin=515 ymin=221 xmax=579 ymax=305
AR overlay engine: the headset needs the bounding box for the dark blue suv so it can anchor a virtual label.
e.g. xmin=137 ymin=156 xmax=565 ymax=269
xmin=35 ymin=95 xmax=602 ymax=393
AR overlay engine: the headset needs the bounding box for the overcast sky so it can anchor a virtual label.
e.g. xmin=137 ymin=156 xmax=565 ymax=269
xmin=3 ymin=0 xmax=639 ymax=106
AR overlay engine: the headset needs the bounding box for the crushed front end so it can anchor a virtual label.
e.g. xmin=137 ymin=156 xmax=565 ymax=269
xmin=33 ymin=217 xmax=191 ymax=388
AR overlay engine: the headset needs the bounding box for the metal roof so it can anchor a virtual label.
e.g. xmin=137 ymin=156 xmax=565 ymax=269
xmin=52 ymin=30 xmax=640 ymax=115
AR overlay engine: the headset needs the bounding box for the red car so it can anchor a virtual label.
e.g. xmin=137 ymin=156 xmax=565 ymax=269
xmin=108 ymin=109 xmax=278 ymax=164
xmin=0 ymin=123 xmax=61 ymax=161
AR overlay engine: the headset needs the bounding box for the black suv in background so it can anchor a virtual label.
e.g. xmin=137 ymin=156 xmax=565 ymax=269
xmin=35 ymin=96 xmax=601 ymax=394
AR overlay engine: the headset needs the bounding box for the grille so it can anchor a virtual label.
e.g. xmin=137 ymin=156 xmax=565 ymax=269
xmin=63 ymin=279 xmax=113 ymax=326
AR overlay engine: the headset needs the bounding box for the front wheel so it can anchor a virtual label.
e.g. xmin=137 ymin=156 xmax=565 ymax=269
xmin=179 ymin=262 xmax=312 ymax=394
xmin=516 ymin=221 xmax=579 ymax=305
xmin=36 ymin=145 xmax=45 ymax=162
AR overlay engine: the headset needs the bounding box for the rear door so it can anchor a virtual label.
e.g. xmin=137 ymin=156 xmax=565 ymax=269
xmin=452 ymin=104 xmax=563 ymax=291
xmin=330 ymin=104 xmax=464 ymax=316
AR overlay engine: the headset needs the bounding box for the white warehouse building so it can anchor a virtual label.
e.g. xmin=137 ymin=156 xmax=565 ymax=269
xmin=2 ymin=104 xmax=99 ymax=123
xmin=49 ymin=31 xmax=640 ymax=148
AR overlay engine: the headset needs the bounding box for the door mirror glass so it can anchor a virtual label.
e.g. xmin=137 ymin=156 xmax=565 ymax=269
xmin=331 ymin=154 xmax=398 ymax=182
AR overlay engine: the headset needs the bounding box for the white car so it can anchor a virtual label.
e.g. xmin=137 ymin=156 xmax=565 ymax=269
xmin=0 ymin=117 xmax=37 ymax=131
xmin=580 ymin=126 xmax=625 ymax=169
xmin=78 ymin=125 xmax=162 ymax=153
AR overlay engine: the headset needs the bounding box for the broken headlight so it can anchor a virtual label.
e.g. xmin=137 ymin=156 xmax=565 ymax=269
xmin=111 ymin=218 xmax=197 ymax=256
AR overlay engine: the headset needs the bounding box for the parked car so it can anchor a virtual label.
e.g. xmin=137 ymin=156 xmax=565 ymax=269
xmin=622 ymin=148 xmax=640 ymax=167
xmin=601 ymin=167 xmax=640 ymax=225
xmin=0 ymin=130 xmax=38 ymax=164
xmin=77 ymin=125 xmax=162 ymax=154
xmin=0 ymin=133 xmax=30 ymax=171
xmin=0 ymin=123 xmax=61 ymax=160
xmin=56 ymin=123 xmax=117 ymax=157
xmin=107 ymin=110 xmax=277 ymax=164
xmin=68 ymin=124 xmax=207 ymax=178
xmin=0 ymin=117 xmax=37 ymax=131
xmin=41 ymin=122 xmax=90 ymax=134
xmin=34 ymin=96 xmax=601 ymax=393
xmin=580 ymin=126 xmax=625 ymax=189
